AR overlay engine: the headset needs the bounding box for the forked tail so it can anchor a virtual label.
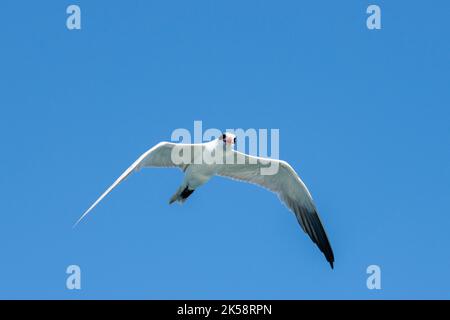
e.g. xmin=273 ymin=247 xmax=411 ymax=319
xmin=169 ymin=185 xmax=195 ymax=204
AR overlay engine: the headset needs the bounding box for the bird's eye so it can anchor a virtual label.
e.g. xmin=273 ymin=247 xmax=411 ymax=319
xmin=221 ymin=134 xmax=226 ymax=140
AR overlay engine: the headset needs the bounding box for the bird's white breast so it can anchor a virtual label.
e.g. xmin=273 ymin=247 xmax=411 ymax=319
xmin=183 ymin=140 xmax=232 ymax=188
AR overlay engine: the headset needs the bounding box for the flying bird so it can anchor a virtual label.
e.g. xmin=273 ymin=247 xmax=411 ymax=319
xmin=75 ymin=133 xmax=335 ymax=268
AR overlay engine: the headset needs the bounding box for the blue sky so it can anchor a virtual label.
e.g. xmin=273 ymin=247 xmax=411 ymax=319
xmin=0 ymin=1 xmax=449 ymax=299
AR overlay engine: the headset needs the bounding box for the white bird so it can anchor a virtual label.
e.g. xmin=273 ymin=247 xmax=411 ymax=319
xmin=75 ymin=133 xmax=335 ymax=268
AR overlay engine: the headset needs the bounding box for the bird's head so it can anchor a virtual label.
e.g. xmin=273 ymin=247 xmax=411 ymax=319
xmin=219 ymin=132 xmax=236 ymax=148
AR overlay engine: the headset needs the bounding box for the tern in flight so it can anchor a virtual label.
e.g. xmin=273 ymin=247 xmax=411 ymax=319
xmin=75 ymin=133 xmax=335 ymax=268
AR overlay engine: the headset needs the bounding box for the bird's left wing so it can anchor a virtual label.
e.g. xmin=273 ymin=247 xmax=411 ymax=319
xmin=216 ymin=150 xmax=335 ymax=268
xmin=74 ymin=142 xmax=194 ymax=227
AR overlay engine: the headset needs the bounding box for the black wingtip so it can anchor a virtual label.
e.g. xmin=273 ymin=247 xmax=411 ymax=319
xmin=329 ymin=261 xmax=334 ymax=269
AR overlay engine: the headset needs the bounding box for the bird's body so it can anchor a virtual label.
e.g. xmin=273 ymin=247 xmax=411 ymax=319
xmin=184 ymin=144 xmax=218 ymax=188
xmin=168 ymin=140 xmax=225 ymax=203
xmin=76 ymin=133 xmax=335 ymax=268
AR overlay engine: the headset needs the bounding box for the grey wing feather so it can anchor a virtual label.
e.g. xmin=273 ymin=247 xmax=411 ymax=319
xmin=74 ymin=142 xmax=192 ymax=227
xmin=217 ymin=150 xmax=334 ymax=268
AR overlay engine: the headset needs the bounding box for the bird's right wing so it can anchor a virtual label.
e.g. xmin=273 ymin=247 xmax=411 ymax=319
xmin=74 ymin=142 xmax=197 ymax=227
xmin=217 ymin=150 xmax=334 ymax=268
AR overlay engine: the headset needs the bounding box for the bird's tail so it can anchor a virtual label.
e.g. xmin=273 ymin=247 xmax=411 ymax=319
xmin=169 ymin=185 xmax=195 ymax=204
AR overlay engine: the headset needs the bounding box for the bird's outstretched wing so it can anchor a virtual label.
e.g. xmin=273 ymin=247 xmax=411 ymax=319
xmin=74 ymin=142 xmax=194 ymax=227
xmin=216 ymin=150 xmax=334 ymax=268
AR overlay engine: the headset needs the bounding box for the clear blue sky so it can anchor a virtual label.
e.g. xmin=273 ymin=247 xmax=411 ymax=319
xmin=0 ymin=1 xmax=449 ymax=299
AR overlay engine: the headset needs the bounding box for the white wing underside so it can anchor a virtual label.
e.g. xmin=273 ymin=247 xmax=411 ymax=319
xmin=74 ymin=142 xmax=200 ymax=227
xmin=217 ymin=150 xmax=334 ymax=268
